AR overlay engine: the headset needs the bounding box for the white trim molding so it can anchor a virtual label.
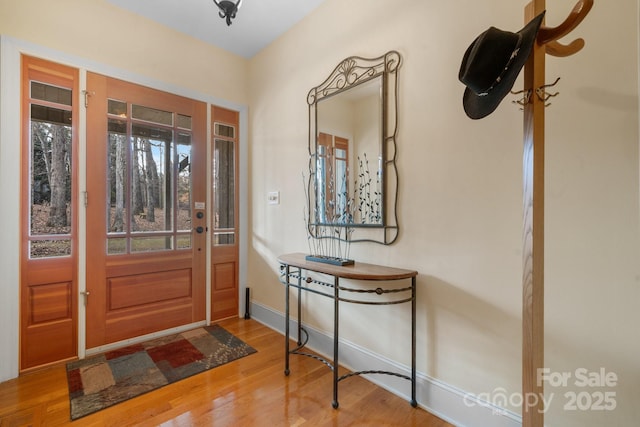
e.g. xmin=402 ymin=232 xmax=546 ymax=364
xmin=0 ymin=35 xmax=23 ymax=382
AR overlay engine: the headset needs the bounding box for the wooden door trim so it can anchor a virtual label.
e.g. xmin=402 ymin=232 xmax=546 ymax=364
xmin=20 ymin=55 xmax=79 ymax=371
xmin=211 ymin=106 xmax=240 ymax=321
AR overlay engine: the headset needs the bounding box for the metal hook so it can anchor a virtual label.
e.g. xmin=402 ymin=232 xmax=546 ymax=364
xmin=535 ymin=77 xmax=561 ymax=107
xmin=82 ymin=90 xmax=95 ymax=108
xmin=510 ymin=88 xmax=533 ymax=110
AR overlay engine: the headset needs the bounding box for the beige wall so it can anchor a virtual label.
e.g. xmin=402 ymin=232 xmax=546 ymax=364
xmin=0 ymin=0 xmax=638 ymax=425
xmin=0 ymin=0 xmax=248 ymax=105
xmin=247 ymin=0 xmax=640 ymax=426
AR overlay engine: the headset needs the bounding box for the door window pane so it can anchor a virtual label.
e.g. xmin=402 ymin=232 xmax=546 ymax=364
xmin=177 ymin=114 xmax=192 ymax=130
xmin=335 ymin=157 xmax=348 ymax=221
xmin=31 ymin=82 xmax=72 ymax=105
xmin=30 ymin=239 xmax=71 ymax=258
xmin=131 ymin=124 xmax=173 ymax=233
xmin=177 ymin=132 xmax=192 ymax=232
xmin=176 ymin=235 xmax=192 ymax=249
xmin=131 ymin=236 xmax=173 ymax=253
xmin=214 ymin=231 xmax=235 ymax=245
xmin=214 ymin=123 xmax=234 ymax=138
xmin=107 ymin=237 xmax=127 ymax=254
xmin=29 ymin=98 xmax=73 ymax=258
xmin=132 ymin=104 xmax=172 ymax=126
xmin=213 ymin=138 xmax=235 ymax=246
xmin=31 ymin=104 xmax=72 ymax=125
xmin=107 ymin=108 xmax=193 ymax=254
xmin=316 ymin=144 xmax=328 ymax=223
xmin=108 ymin=99 xmax=127 ymax=117
xmin=107 ymin=119 xmax=129 ymax=234
xmin=315 ymin=133 xmax=350 ymax=224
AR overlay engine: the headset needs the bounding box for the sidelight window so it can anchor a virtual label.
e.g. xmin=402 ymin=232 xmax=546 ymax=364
xmin=28 ymin=82 xmax=73 ymax=258
xmin=212 ymin=122 xmax=236 ymax=245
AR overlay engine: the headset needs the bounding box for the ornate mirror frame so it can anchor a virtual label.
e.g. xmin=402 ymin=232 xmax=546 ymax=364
xmin=307 ymin=50 xmax=401 ymax=245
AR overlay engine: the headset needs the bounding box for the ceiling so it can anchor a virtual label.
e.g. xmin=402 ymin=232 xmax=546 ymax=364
xmin=107 ymin=0 xmax=327 ymax=59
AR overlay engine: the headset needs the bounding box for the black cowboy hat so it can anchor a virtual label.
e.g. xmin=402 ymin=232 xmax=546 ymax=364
xmin=459 ymin=11 xmax=545 ymax=119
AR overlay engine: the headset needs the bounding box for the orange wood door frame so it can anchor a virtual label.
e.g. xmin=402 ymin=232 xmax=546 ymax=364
xmin=20 ymin=56 xmax=79 ymax=371
xmin=211 ymin=106 xmax=240 ymax=321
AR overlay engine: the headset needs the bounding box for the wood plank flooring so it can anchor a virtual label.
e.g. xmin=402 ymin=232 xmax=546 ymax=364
xmin=0 ymin=318 xmax=453 ymax=426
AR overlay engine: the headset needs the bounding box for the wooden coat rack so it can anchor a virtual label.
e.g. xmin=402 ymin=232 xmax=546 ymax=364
xmin=520 ymin=1 xmax=592 ymax=426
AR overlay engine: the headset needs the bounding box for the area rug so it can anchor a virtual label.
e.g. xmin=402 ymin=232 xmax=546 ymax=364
xmin=66 ymin=325 xmax=256 ymax=420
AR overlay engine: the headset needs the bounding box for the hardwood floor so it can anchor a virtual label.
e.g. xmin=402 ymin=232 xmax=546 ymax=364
xmin=0 ymin=318 xmax=453 ymax=426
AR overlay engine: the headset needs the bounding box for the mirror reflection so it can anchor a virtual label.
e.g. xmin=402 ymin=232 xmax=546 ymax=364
xmin=316 ymin=77 xmax=382 ymax=225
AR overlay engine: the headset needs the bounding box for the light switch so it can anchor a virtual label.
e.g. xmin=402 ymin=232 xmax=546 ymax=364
xmin=268 ymin=191 xmax=280 ymax=205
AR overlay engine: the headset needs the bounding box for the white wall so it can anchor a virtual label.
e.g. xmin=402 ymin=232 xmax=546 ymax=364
xmin=247 ymin=1 xmax=640 ymax=426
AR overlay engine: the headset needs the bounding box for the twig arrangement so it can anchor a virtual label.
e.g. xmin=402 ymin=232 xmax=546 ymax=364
xmin=303 ymin=171 xmax=353 ymax=263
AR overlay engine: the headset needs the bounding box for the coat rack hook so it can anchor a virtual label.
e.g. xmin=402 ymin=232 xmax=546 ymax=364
xmin=510 ymin=88 xmax=533 ymax=110
xmin=535 ymin=77 xmax=561 ymax=107
xmin=546 ymin=39 xmax=585 ymax=57
xmin=537 ymin=0 xmax=593 ymax=46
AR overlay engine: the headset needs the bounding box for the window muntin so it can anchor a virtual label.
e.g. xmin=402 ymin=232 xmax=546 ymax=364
xmin=106 ymin=99 xmax=192 ymax=255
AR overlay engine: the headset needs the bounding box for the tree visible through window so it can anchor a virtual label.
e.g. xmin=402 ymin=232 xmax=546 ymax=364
xmin=29 ymin=82 xmax=73 ymax=258
xmin=213 ymin=122 xmax=236 ymax=245
xmin=106 ymin=102 xmax=193 ymax=254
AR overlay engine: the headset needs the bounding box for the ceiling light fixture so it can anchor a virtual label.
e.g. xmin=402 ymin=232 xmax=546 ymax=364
xmin=213 ymin=0 xmax=242 ymax=26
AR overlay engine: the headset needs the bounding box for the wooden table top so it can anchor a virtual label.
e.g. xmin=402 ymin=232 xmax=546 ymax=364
xmin=278 ymin=253 xmax=418 ymax=281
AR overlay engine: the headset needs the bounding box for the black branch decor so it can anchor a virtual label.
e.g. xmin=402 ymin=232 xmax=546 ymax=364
xmin=354 ymin=153 xmax=382 ymax=224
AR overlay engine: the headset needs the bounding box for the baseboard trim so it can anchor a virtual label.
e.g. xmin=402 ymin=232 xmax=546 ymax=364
xmin=250 ymin=301 xmax=522 ymax=427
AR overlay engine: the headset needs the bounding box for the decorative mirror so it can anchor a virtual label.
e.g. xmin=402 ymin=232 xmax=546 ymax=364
xmin=306 ymin=50 xmax=401 ymax=246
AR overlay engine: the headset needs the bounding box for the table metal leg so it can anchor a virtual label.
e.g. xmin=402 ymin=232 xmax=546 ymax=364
xmin=411 ymin=276 xmax=417 ymax=407
xmin=332 ymin=276 xmax=340 ymax=409
xmin=284 ymin=265 xmax=290 ymax=376
xmin=297 ymin=271 xmax=302 ymax=346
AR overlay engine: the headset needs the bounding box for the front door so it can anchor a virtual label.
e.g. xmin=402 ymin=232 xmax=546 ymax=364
xmin=85 ymin=73 xmax=207 ymax=348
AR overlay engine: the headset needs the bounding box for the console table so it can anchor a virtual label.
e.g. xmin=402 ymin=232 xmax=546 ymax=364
xmin=278 ymin=252 xmax=418 ymax=409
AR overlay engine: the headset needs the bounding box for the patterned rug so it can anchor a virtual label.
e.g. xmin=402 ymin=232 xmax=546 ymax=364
xmin=66 ymin=325 xmax=256 ymax=420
